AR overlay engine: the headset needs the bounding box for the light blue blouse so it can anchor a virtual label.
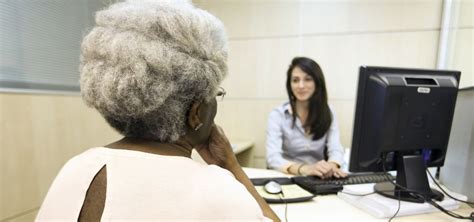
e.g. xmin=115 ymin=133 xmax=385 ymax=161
xmin=266 ymin=102 xmax=345 ymax=170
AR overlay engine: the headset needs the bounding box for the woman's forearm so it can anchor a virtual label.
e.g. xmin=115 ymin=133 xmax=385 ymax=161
xmin=226 ymin=164 xmax=280 ymax=222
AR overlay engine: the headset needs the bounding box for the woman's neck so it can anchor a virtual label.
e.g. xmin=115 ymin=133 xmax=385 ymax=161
xmin=105 ymin=137 xmax=193 ymax=158
xmin=295 ymin=100 xmax=309 ymax=112
xmin=295 ymin=100 xmax=310 ymax=121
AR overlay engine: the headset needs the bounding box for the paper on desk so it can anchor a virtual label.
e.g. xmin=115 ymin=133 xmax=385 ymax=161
xmin=255 ymin=184 xmax=314 ymax=200
xmin=337 ymin=184 xmax=465 ymax=218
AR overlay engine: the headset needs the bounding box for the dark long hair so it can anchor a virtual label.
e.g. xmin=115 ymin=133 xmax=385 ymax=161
xmin=286 ymin=57 xmax=332 ymax=140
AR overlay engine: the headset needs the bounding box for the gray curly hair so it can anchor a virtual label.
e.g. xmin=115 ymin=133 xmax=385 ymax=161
xmin=79 ymin=0 xmax=227 ymax=142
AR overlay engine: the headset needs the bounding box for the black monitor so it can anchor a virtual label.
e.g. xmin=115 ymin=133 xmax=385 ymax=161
xmin=349 ymin=66 xmax=460 ymax=203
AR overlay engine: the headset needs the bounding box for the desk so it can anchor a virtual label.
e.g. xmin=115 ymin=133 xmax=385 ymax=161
xmin=244 ymin=168 xmax=473 ymax=221
xmin=231 ymin=141 xmax=254 ymax=154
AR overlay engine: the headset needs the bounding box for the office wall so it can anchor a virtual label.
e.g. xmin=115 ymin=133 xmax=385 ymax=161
xmin=450 ymin=0 xmax=473 ymax=88
xmin=0 ymin=1 xmax=117 ymax=220
xmin=0 ymin=93 xmax=120 ymax=220
xmin=194 ymin=0 xmax=443 ymax=168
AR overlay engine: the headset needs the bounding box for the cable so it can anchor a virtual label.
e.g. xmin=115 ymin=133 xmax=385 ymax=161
xmin=426 ymin=169 xmax=474 ymax=205
xmin=278 ymin=192 xmax=288 ymax=222
xmin=379 ymin=154 xmax=473 ymax=220
xmin=380 ymin=155 xmax=431 ymax=199
xmin=340 ymin=188 xmax=403 ymax=221
xmin=427 ymin=199 xmax=473 ymax=220
xmin=426 ymin=169 xmax=473 ymax=220
xmin=388 ymin=190 xmax=401 ymax=222
xmin=435 ymin=167 xmax=440 ymax=180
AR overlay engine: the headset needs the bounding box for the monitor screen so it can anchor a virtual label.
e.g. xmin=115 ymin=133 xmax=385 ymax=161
xmin=349 ymin=66 xmax=460 ymax=202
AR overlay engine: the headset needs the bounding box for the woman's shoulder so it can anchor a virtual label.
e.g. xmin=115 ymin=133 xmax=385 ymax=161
xmin=194 ymin=164 xmax=240 ymax=184
xmin=46 ymin=147 xmax=115 ymax=189
xmin=45 ymin=148 xmax=108 ymax=190
xmin=327 ymin=104 xmax=338 ymax=117
xmin=191 ymin=165 xmax=249 ymax=196
xmin=59 ymin=147 xmax=106 ymax=171
xmin=36 ymin=148 xmax=109 ymax=220
xmin=270 ymin=101 xmax=290 ymax=115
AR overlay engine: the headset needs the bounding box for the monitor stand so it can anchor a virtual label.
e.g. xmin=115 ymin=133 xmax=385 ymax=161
xmin=374 ymin=155 xmax=444 ymax=203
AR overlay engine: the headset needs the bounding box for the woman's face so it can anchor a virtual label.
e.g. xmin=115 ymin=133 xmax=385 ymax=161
xmin=290 ymin=66 xmax=316 ymax=102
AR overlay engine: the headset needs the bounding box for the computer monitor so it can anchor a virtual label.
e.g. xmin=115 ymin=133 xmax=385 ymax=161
xmin=349 ymin=66 xmax=460 ymax=203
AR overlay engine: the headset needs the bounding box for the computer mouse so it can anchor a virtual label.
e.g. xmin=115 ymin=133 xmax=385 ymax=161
xmin=264 ymin=180 xmax=282 ymax=194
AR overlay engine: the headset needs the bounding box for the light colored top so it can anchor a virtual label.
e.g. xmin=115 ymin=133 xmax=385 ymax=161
xmin=36 ymin=147 xmax=268 ymax=221
xmin=266 ymin=102 xmax=345 ymax=171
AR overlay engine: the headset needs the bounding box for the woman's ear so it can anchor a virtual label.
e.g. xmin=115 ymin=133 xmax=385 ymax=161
xmin=187 ymin=102 xmax=203 ymax=131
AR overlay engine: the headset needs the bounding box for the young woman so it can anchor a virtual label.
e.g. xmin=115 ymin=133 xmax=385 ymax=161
xmin=266 ymin=57 xmax=347 ymax=179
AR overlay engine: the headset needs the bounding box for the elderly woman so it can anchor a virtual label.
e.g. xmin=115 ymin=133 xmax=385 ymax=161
xmin=36 ymin=1 xmax=279 ymax=221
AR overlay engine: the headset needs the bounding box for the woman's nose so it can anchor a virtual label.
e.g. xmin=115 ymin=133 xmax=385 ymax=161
xmin=298 ymin=80 xmax=305 ymax=88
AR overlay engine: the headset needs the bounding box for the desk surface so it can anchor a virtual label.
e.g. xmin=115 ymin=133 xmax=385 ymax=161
xmin=244 ymin=168 xmax=473 ymax=221
xmin=231 ymin=141 xmax=254 ymax=154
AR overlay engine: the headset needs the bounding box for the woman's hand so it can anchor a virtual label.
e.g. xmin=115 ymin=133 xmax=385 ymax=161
xmin=300 ymin=160 xmax=332 ymax=178
xmin=196 ymin=125 xmax=280 ymax=221
xmin=328 ymin=162 xmax=348 ymax=178
xmin=195 ymin=124 xmax=239 ymax=170
xmin=300 ymin=160 xmax=348 ymax=179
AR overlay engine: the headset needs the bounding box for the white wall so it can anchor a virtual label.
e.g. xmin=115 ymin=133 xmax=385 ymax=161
xmin=449 ymin=0 xmax=473 ymax=88
xmin=194 ymin=0 xmax=444 ymax=168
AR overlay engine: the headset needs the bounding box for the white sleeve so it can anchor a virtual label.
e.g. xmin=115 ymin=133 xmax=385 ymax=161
xmin=326 ymin=109 xmax=345 ymax=166
xmin=265 ymin=109 xmax=291 ymax=170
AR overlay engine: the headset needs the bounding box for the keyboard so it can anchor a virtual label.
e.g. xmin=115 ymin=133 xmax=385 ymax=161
xmin=292 ymin=172 xmax=395 ymax=195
